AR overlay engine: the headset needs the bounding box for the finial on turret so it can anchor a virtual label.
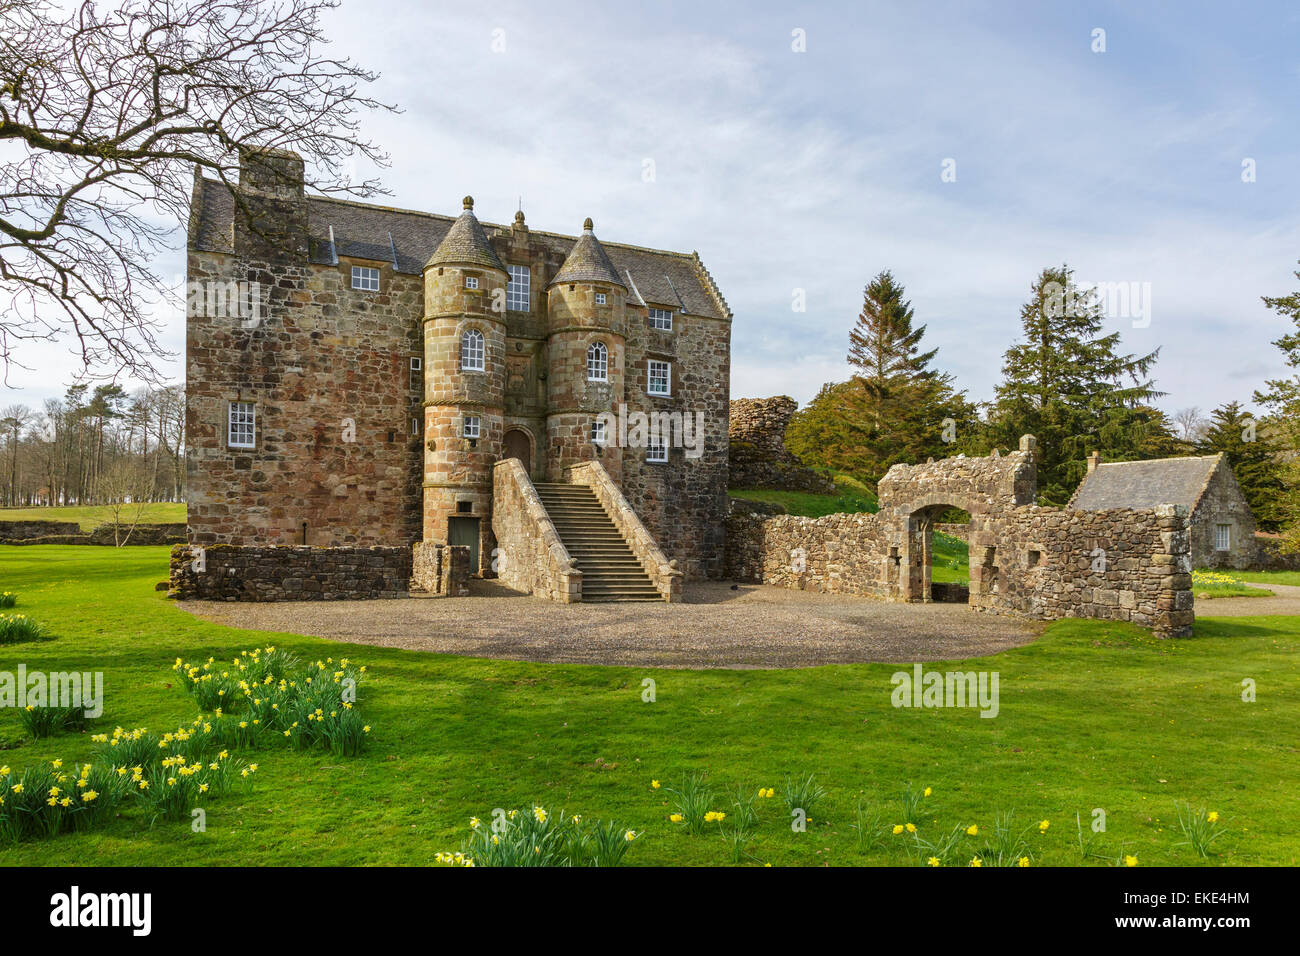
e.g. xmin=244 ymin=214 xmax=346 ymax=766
xmin=462 ymin=196 xmax=474 ymax=211
xmin=515 ymin=209 xmax=525 ymax=223
xmin=583 ymin=217 xmax=594 ymax=233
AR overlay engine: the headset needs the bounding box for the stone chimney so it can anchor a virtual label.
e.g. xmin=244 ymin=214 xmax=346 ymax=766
xmin=233 ymin=146 xmax=307 ymax=264
xmin=1087 ymin=450 xmax=1101 ymax=474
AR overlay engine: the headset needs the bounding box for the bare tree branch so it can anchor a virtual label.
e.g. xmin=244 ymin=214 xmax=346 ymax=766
xmin=0 ymin=0 xmax=396 ymax=383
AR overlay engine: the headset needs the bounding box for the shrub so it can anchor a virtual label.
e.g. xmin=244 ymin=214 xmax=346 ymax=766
xmin=448 ymin=807 xmax=640 ymax=867
xmin=18 ymin=704 xmax=89 ymax=739
xmin=0 ymin=613 xmax=46 ymax=644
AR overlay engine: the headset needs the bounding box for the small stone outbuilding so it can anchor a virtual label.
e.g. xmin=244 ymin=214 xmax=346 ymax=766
xmin=1068 ymin=453 xmax=1256 ymax=570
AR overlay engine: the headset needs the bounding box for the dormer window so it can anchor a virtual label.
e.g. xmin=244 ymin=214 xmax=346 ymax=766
xmin=464 ymin=276 xmax=479 ymax=290
xmin=351 ymin=266 xmax=380 ymax=292
xmin=461 ymin=329 xmax=485 ymax=371
xmin=649 ymin=307 xmax=673 ymax=331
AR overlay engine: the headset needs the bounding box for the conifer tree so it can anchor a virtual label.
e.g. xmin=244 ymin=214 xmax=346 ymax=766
xmin=1253 ymin=260 xmax=1300 ymax=547
xmin=1196 ymin=402 xmax=1285 ymax=530
xmin=988 ymin=264 xmax=1163 ymax=503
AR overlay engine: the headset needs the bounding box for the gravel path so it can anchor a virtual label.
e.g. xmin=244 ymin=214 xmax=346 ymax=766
xmin=1195 ymin=582 xmax=1300 ymax=618
xmin=178 ymin=581 xmax=1045 ymax=669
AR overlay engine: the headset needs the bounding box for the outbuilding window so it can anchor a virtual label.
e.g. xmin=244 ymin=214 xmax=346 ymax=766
xmin=1215 ymin=523 xmax=1231 ymax=551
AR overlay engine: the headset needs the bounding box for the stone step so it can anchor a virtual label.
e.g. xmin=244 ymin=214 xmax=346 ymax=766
xmin=534 ymin=481 xmax=659 ymax=602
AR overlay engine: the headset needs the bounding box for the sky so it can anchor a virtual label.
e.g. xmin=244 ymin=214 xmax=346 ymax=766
xmin=7 ymin=0 xmax=1300 ymax=420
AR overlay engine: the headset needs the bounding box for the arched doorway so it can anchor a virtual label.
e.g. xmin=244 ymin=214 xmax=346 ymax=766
xmin=904 ymin=501 xmax=978 ymax=604
xmin=503 ymin=428 xmax=532 ymax=474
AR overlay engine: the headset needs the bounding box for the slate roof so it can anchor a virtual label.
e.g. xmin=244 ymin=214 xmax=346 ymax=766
xmin=426 ymin=198 xmax=507 ymax=272
xmin=1069 ymin=455 xmax=1222 ymax=511
xmin=549 ymin=218 xmax=626 ymax=289
xmin=190 ymin=178 xmax=730 ymax=319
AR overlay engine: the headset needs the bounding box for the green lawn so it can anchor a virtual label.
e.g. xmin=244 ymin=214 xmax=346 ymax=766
xmin=932 ymin=532 xmax=969 ymax=584
xmin=0 ymin=545 xmax=1296 ymax=866
xmin=0 ymin=503 xmax=186 ymax=531
xmin=1234 ymin=569 xmax=1300 ymax=588
xmin=729 ymin=487 xmax=878 ymax=518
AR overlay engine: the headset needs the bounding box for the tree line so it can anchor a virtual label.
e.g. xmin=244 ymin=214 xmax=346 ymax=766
xmin=0 ymin=382 xmax=185 ymax=508
xmin=787 ymin=262 xmax=1300 ymax=545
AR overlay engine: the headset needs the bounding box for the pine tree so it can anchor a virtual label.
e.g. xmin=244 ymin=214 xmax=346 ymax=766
xmin=847 ymin=271 xmax=938 ymax=429
xmin=989 ymin=264 xmax=1164 ymax=504
xmin=1196 ymin=402 xmax=1286 ymax=530
xmin=1253 ymin=260 xmax=1300 ymax=548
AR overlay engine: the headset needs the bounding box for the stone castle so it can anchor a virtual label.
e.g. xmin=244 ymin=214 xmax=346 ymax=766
xmin=184 ymin=148 xmax=730 ymax=595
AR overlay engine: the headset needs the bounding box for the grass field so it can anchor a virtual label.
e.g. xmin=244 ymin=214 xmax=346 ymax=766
xmin=0 ymin=545 xmax=1296 ymax=866
xmin=0 ymin=503 xmax=186 ymax=531
xmin=1190 ymin=570 xmax=1273 ymax=599
xmin=1235 ymin=569 xmax=1300 ymax=588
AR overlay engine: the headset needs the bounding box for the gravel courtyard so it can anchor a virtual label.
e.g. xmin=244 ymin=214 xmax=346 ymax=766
xmin=178 ymin=581 xmax=1044 ymax=669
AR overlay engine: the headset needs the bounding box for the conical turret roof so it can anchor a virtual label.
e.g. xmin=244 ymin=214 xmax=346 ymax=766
xmin=549 ymin=218 xmax=626 ymax=289
xmin=426 ymin=196 xmax=506 ymax=272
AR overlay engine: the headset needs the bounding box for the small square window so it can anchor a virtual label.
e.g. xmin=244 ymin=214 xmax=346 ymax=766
xmin=464 ymin=276 xmax=479 ymax=290
xmin=1215 ymin=523 xmax=1231 ymax=551
xmin=463 ymin=415 xmax=481 ymax=439
xmin=646 ymin=439 xmax=667 ymax=463
xmin=1027 ymin=550 xmax=1041 ymax=568
xmin=351 ymin=266 xmax=380 ymax=291
xmin=228 ymin=401 xmax=256 ymax=449
xmin=457 ymin=500 xmax=473 ymax=514
xmin=647 ymin=360 xmax=671 ymax=396
xmin=649 ymin=307 xmax=673 ymax=331
xmin=595 ymin=292 xmax=607 ymax=305
xmin=591 ymin=419 xmax=607 ymax=446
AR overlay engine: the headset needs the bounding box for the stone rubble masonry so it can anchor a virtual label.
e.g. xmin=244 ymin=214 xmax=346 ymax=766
xmin=728 ymin=396 xmax=835 ymax=493
xmin=168 ymin=544 xmax=412 ymax=601
xmin=1254 ymin=535 xmax=1300 ymax=571
xmin=410 ymin=542 xmax=472 ymax=596
xmin=2 ymin=523 xmax=187 ymax=546
xmin=491 ymin=458 xmax=581 ymax=602
xmin=566 ymin=460 xmax=683 ymax=601
xmin=723 ymin=436 xmax=1194 ymax=638
xmin=0 ymin=519 xmax=82 ymax=539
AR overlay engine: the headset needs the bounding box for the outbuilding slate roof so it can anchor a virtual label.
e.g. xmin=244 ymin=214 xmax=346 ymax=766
xmin=190 ymin=178 xmax=730 ymax=319
xmin=1068 ymin=455 xmax=1223 ymax=511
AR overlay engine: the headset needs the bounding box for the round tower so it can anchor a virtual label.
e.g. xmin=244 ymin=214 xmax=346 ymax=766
xmin=421 ymin=196 xmax=508 ymax=572
xmin=545 ymin=217 xmax=627 ymax=481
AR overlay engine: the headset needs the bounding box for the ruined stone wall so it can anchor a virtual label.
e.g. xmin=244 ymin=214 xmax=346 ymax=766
xmin=728 ymin=397 xmax=834 ymax=493
xmin=723 ymin=504 xmax=1193 ymax=637
xmin=168 ymin=544 xmax=412 ymax=601
xmin=1254 ymin=535 xmax=1300 ymax=571
xmin=0 ymin=520 xmax=82 ymax=539
xmin=410 ymin=542 xmax=472 ymax=596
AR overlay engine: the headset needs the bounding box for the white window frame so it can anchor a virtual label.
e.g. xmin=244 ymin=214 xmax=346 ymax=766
xmin=587 ymin=342 xmax=609 ymax=382
xmin=647 ymin=359 xmax=671 ymax=396
xmin=464 ymin=275 xmax=479 ymax=290
xmin=411 ymin=417 xmax=421 ymax=437
xmin=591 ymin=419 xmax=607 ymax=446
xmin=595 ymin=292 xmax=607 ymax=305
xmin=506 ymin=264 xmax=530 ymax=311
xmin=410 ymin=356 xmax=422 ymax=390
xmin=646 ymin=438 xmax=668 ymax=463
xmin=1215 ymin=523 xmax=1231 ymax=552
xmin=461 ymin=329 xmax=485 ymax=371
xmin=463 ymin=415 xmax=481 ymax=440
xmin=649 ymin=307 xmax=673 ymax=331
xmin=228 ymin=401 xmax=256 ymax=449
xmin=351 ymin=266 xmax=380 ymax=292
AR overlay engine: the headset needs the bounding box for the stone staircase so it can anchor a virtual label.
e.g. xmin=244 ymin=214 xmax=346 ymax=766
xmin=533 ymin=482 xmax=662 ymax=602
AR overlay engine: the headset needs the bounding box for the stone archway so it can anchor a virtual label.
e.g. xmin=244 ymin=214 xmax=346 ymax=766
xmin=904 ymin=502 xmax=976 ymax=604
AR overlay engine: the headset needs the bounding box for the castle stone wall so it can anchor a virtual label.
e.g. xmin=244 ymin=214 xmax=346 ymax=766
xmin=168 ymin=544 xmax=412 ymax=601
